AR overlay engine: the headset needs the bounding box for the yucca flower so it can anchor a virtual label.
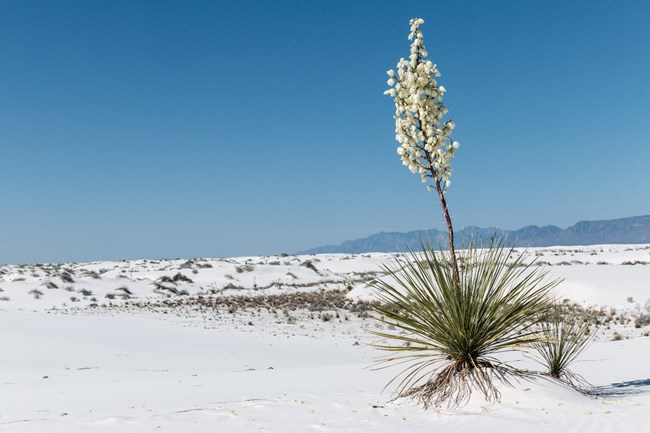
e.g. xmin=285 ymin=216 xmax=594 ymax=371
xmin=385 ymin=18 xmax=461 ymax=277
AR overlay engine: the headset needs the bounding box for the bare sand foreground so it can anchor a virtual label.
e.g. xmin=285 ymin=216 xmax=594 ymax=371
xmin=1 ymin=244 xmax=650 ymax=432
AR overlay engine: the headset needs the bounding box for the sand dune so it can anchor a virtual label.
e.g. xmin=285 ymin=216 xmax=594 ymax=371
xmin=1 ymin=244 xmax=649 ymax=432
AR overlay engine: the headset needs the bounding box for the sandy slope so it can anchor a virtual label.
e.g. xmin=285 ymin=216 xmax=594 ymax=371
xmin=1 ymin=244 xmax=649 ymax=432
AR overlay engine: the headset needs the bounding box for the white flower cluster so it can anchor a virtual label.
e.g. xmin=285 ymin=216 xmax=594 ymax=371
xmin=385 ymin=18 xmax=459 ymax=191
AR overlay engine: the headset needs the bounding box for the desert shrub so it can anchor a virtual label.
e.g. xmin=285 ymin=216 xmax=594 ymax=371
xmin=240 ymin=264 xmax=255 ymax=272
xmin=0 ymin=296 xmax=9 ymax=301
xmin=154 ymin=283 xmax=177 ymax=295
xmin=60 ymin=272 xmax=75 ymax=283
xmin=372 ymin=242 xmax=558 ymax=407
xmin=158 ymin=273 xmax=194 ymax=284
xmin=180 ymin=260 xmax=194 ymax=269
xmin=29 ymin=289 xmax=44 ymax=299
xmin=79 ymin=288 xmax=93 ymax=296
xmin=173 ymin=273 xmax=193 ymax=283
xmin=634 ymin=314 xmax=650 ymax=328
xmin=301 ymin=260 xmax=319 ymax=273
xmin=532 ymin=306 xmax=593 ymax=387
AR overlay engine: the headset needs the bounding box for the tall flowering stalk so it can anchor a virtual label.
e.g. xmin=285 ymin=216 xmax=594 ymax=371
xmin=385 ymin=18 xmax=460 ymax=280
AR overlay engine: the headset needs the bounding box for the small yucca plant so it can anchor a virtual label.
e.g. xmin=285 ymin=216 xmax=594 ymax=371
xmin=371 ymin=241 xmax=559 ymax=408
xmin=532 ymin=307 xmax=594 ymax=387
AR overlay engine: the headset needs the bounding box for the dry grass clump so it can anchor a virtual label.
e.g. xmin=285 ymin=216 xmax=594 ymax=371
xmin=97 ymin=288 xmax=377 ymax=321
xmin=532 ymin=305 xmax=594 ymax=387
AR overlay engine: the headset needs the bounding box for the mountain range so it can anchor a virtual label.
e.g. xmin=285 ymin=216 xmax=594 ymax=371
xmin=297 ymin=215 xmax=650 ymax=254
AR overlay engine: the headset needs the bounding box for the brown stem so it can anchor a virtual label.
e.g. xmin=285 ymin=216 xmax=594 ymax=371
xmin=415 ymin=117 xmax=460 ymax=283
xmin=433 ymin=175 xmax=459 ymax=283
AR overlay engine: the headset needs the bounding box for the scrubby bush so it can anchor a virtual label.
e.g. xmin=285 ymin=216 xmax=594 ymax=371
xmin=60 ymin=272 xmax=75 ymax=283
xmin=532 ymin=306 xmax=593 ymax=387
xmin=236 ymin=264 xmax=255 ymax=273
xmin=29 ymin=289 xmax=44 ymax=299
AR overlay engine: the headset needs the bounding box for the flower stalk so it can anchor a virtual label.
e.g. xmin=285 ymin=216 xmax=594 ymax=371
xmin=385 ymin=18 xmax=460 ymax=280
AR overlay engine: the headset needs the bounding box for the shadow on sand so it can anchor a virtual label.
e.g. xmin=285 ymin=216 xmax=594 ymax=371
xmin=585 ymin=378 xmax=650 ymax=397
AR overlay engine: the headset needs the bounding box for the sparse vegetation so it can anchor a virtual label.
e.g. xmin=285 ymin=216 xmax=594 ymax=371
xmin=372 ymin=242 xmax=559 ymax=407
xmin=300 ymin=260 xmax=319 ymax=273
xmin=532 ymin=306 xmax=594 ymax=387
xmin=157 ymin=273 xmax=193 ymax=283
xmin=29 ymin=289 xmax=44 ymax=299
xmin=622 ymin=260 xmax=649 ymax=265
xmin=235 ymin=264 xmax=255 ymax=273
xmin=60 ymin=272 xmax=75 ymax=283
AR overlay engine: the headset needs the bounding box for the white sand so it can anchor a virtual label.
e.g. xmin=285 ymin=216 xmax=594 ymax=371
xmin=1 ymin=244 xmax=649 ymax=432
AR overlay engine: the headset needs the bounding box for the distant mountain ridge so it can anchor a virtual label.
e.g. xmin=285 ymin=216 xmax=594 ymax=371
xmin=297 ymin=215 xmax=650 ymax=254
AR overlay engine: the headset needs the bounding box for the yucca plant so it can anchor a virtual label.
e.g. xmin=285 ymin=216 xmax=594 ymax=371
xmin=379 ymin=18 xmax=562 ymax=408
xmin=371 ymin=240 xmax=560 ymax=408
xmin=532 ymin=306 xmax=594 ymax=387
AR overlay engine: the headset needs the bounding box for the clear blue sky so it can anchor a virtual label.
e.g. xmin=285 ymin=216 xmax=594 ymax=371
xmin=1 ymin=0 xmax=649 ymax=263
